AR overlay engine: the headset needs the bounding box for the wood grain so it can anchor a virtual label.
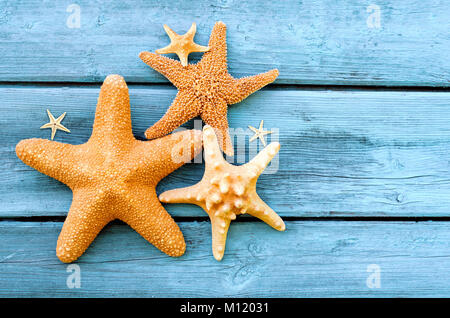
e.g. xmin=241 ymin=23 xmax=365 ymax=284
xmin=2 ymin=85 xmax=450 ymax=217
xmin=1 ymin=220 xmax=449 ymax=297
xmin=0 ymin=0 xmax=448 ymax=86
xmin=1 ymin=0 xmax=449 ymax=300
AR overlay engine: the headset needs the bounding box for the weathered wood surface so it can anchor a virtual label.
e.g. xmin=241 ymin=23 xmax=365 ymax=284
xmin=1 ymin=0 xmax=449 ymax=299
xmin=2 ymin=85 xmax=450 ymax=217
xmin=0 ymin=0 xmax=449 ymax=86
xmin=1 ymin=220 xmax=449 ymax=297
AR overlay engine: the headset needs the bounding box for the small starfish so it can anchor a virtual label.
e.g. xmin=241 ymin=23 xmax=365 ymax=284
xmin=248 ymin=120 xmax=272 ymax=147
xmin=159 ymin=125 xmax=285 ymax=261
xmin=155 ymin=23 xmax=210 ymax=67
xmin=140 ymin=21 xmax=279 ymax=156
xmin=16 ymin=75 xmax=203 ymax=263
xmin=40 ymin=109 xmax=70 ymax=140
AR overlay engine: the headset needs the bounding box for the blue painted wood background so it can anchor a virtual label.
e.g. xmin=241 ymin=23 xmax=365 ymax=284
xmin=0 ymin=0 xmax=449 ymax=297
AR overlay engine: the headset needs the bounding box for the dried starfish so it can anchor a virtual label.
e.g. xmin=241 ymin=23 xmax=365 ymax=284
xmin=40 ymin=109 xmax=70 ymax=140
xmin=16 ymin=75 xmax=202 ymax=263
xmin=140 ymin=21 xmax=279 ymax=156
xmin=155 ymin=23 xmax=209 ymax=67
xmin=248 ymin=120 xmax=272 ymax=147
xmin=159 ymin=125 xmax=285 ymax=261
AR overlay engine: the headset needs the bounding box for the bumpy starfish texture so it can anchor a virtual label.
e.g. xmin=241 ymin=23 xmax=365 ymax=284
xmin=248 ymin=120 xmax=272 ymax=147
xmin=155 ymin=23 xmax=209 ymax=67
xmin=40 ymin=109 xmax=70 ymax=140
xmin=16 ymin=75 xmax=202 ymax=263
xmin=159 ymin=125 xmax=285 ymax=261
xmin=140 ymin=21 xmax=279 ymax=156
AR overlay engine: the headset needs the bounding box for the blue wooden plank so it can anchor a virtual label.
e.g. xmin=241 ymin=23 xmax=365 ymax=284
xmin=0 ymin=0 xmax=448 ymax=86
xmin=1 ymin=220 xmax=449 ymax=297
xmin=2 ymin=85 xmax=450 ymax=217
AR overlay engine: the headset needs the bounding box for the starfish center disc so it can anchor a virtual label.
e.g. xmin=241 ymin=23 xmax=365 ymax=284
xmin=193 ymin=76 xmax=221 ymax=99
xmin=203 ymin=171 xmax=249 ymax=218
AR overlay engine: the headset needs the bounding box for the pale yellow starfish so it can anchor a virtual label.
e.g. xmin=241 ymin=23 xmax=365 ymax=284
xmin=159 ymin=125 xmax=285 ymax=261
xmin=248 ymin=120 xmax=272 ymax=147
xmin=155 ymin=23 xmax=209 ymax=67
xmin=40 ymin=109 xmax=70 ymax=140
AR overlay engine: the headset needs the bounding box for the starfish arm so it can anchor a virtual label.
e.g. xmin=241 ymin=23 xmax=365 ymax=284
xmin=247 ymin=193 xmax=285 ymax=231
xmin=56 ymin=189 xmax=114 ymax=263
xmin=210 ymin=216 xmax=231 ymax=261
xmin=201 ymin=99 xmax=234 ymax=156
xmin=55 ymin=123 xmax=71 ymax=133
xmin=90 ymin=75 xmax=134 ymax=143
xmin=155 ymin=44 xmax=176 ymax=54
xmin=55 ymin=112 xmax=67 ymax=123
xmin=186 ymin=22 xmax=196 ymax=39
xmin=40 ymin=123 xmax=53 ymax=129
xmin=198 ymin=21 xmax=228 ymax=72
xmin=186 ymin=23 xmax=210 ymax=52
xmin=50 ymin=127 xmax=57 ymax=140
xmin=248 ymin=125 xmax=258 ymax=133
xmin=159 ymin=183 xmax=203 ymax=204
xmin=46 ymin=109 xmax=56 ymax=122
xmin=249 ymin=135 xmax=258 ymax=143
xmin=153 ymin=48 xmax=191 ymax=67
xmin=118 ymin=187 xmax=186 ymax=257
xmin=162 ymin=24 xmax=178 ymax=41
xmin=16 ymin=138 xmax=81 ymax=186
xmin=202 ymin=125 xmax=225 ymax=163
xmin=145 ymin=91 xmax=201 ymax=140
xmin=259 ymin=135 xmax=267 ymax=147
xmin=226 ymin=69 xmax=279 ymax=104
xmin=159 ymin=181 xmax=233 ymax=261
xmin=139 ymin=51 xmax=186 ymax=88
xmin=190 ymin=43 xmax=210 ymax=52
xmin=131 ymin=129 xmax=202 ymax=183
xmin=178 ymin=52 xmax=189 ymax=68
xmin=245 ymin=142 xmax=280 ymax=176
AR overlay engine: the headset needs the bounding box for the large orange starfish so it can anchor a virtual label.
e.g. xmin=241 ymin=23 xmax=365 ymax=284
xmin=140 ymin=21 xmax=279 ymax=156
xmin=159 ymin=125 xmax=285 ymax=261
xmin=16 ymin=75 xmax=202 ymax=263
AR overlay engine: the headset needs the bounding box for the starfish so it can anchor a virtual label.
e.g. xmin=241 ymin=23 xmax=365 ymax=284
xmin=248 ymin=120 xmax=272 ymax=147
xmin=159 ymin=125 xmax=285 ymax=261
xmin=155 ymin=23 xmax=210 ymax=67
xmin=16 ymin=75 xmax=202 ymax=263
xmin=40 ymin=109 xmax=71 ymax=140
xmin=140 ymin=21 xmax=279 ymax=156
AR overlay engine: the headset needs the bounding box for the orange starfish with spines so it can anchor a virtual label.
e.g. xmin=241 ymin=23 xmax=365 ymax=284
xmin=140 ymin=21 xmax=279 ymax=156
xmin=159 ymin=125 xmax=285 ymax=261
xmin=16 ymin=75 xmax=202 ymax=263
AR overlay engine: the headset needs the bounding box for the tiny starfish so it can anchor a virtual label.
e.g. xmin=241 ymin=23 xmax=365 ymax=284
xmin=155 ymin=22 xmax=210 ymax=67
xmin=248 ymin=120 xmax=272 ymax=147
xmin=16 ymin=75 xmax=202 ymax=263
xmin=40 ymin=109 xmax=70 ymax=140
xmin=140 ymin=21 xmax=279 ymax=156
xmin=159 ymin=125 xmax=285 ymax=261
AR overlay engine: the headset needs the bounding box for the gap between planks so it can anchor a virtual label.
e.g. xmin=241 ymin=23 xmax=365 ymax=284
xmin=2 ymin=216 xmax=450 ymax=223
xmin=1 ymin=82 xmax=450 ymax=92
